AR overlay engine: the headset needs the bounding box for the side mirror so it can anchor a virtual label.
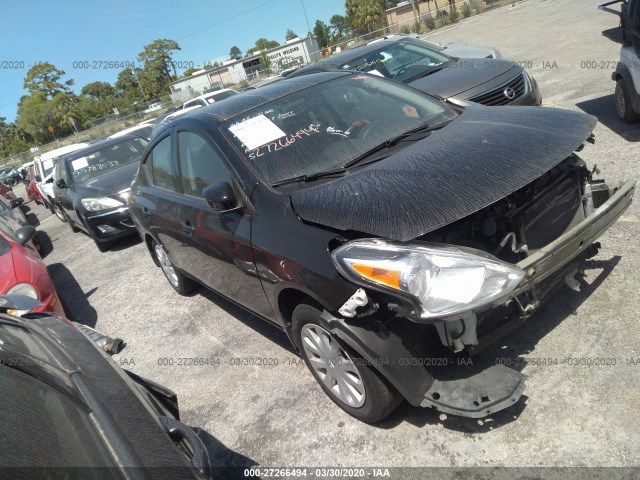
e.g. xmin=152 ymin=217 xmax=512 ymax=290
xmin=10 ymin=198 xmax=24 ymax=209
xmin=15 ymin=225 xmax=36 ymax=246
xmin=4 ymin=178 xmax=16 ymax=187
xmin=45 ymin=177 xmax=54 ymax=184
xmin=56 ymin=178 xmax=67 ymax=189
xmin=202 ymin=182 xmax=239 ymax=212
xmin=35 ymin=175 xmax=42 ymax=182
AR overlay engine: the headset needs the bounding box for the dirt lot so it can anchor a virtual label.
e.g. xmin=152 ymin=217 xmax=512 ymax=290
xmin=16 ymin=0 xmax=640 ymax=476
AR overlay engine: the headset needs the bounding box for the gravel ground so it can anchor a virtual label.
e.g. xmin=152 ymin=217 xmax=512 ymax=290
xmin=14 ymin=0 xmax=640 ymax=477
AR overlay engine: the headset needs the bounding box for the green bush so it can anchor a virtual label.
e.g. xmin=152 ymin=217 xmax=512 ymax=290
xmin=424 ymin=18 xmax=436 ymax=30
xmin=413 ymin=21 xmax=422 ymax=33
xmin=401 ymin=25 xmax=411 ymax=34
xmin=461 ymin=2 xmax=472 ymax=17
xmin=449 ymin=5 xmax=460 ymax=23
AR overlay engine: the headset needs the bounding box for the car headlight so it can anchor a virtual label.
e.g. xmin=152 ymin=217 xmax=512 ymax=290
xmin=81 ymin=197 xmax=124 ymax=212
xmin=7 ymin=282 xmax=39 ymax=299
xmin=332 ymin=239 xmax=525 ymax=320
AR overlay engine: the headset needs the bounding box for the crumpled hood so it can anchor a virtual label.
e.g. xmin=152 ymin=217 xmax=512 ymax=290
xmin=290 ymin=106 xmax=597 ymax=242
xmin=409 ymin=58 xmax=515 ymax=99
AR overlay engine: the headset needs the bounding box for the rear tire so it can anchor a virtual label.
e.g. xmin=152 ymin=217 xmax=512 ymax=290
xmin=151 ymin=239 xmax=198 ymax=295
xmin=615 ymin=78 xmax=640 ymax=123
xmin=292 ymin=303 xmax=402 ymax=423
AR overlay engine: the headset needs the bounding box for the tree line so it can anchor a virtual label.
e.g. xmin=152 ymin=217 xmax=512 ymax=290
xmin=0 ymin=0 xmax=411 ymax=157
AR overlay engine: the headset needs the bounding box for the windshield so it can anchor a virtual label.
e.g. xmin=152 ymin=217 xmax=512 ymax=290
xmin=67 ymin=137 xmax=148 ymax=184
xmin=224 ymin=74 xmax=456 ymax=185
xmin=340 ymin=41 xmax=451 ymax=83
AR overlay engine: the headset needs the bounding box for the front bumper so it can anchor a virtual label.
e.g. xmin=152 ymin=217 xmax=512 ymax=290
xmin=85 ymin=206 xmax=137 ymax=242
xmin=515 ymin=180 xmax=635 ymax=293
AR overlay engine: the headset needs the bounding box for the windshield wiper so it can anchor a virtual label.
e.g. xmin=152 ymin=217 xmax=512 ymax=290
xmin=271 ymin=168 xmax=347 ymax=188
xmin=343 ymin=121 xmax=451 ymax=170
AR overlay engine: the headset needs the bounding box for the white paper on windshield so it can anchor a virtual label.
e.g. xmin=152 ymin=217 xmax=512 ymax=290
xmin=368 ymin=70 xmax=384 ymax=77
xmin=71 ymin=157 xmax=89 ymax=171
xmin=228 ymin=114 xmax=286 ymax=150
xmin=43 ymin=159 xmax=54 ymax=170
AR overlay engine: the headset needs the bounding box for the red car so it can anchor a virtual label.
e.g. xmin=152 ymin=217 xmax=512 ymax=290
xmin=0 ymin=182 xmax=17 ymax=202
xmin=26 ymin=164 xmax=45 ymax=204
xmin=0 ymin=216 xmax=63 ymax=315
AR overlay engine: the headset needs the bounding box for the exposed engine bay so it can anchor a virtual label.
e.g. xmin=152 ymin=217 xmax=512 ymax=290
xmin=420 ymin=154 xmax=606 ymax=264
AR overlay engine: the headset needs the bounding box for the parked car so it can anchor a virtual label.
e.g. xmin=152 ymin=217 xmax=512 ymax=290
xmin=151 ymin=105 xmax=203 ymax=139
xmin=610 ymin=0 xmax=640 ymax=121
xmin=0 ymin=216 xmax=62 ymax=315
xmin=0 ymin=181 xmax=17 ymax=202
xmin=0 ymin=166 xmax=21 ymax=186
xmin=0 ymin=295 xmax=211 ymax=478
xmin=129 ymin=72 xmax=634 ymax=423
xmin=52 ymin=135 xmax=148 ymax=251
xmin=108 ymin=122 xmax=156 ymax=141
xmin=143 ymin=102 xmax=163 ymax=113
xmin=182 ymin=88 xmax=238 ymax=109
xmin=33 ymin=143 xmax=90 ymax=217
xmin=369 ymin=33 xmax=502 ymax=59
xmin=25 ymin=163 xmax=45 ymax=205
xmin=289 ymin=36 xmax=540 ymax=107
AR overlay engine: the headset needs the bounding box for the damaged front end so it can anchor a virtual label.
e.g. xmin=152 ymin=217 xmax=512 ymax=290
xmin=329 ymin=153 xmax=635 ymax=418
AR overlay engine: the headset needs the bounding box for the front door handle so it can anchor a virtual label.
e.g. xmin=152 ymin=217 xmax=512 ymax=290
xmin=181 ymin=222 xmax=195 ymax=235
xmin=142 ymin=207 xmax=151 ymax=218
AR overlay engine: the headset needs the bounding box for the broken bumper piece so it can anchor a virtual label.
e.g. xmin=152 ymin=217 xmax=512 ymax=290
xmin=421 ymin=364 xmax=525 ymax=418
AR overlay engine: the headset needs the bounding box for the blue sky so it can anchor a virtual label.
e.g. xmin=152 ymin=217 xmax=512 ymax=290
xmin=0 ymin=0 xmax=346 ymax=122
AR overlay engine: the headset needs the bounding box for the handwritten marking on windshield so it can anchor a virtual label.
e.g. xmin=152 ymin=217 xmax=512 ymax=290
xmin=249 ymin=123 xmax=321 ymax=160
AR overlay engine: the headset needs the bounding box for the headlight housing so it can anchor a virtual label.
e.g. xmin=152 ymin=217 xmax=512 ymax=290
xmin=332 ymin=239 xmax=525 ymax=320
xmin=7 ymin=282 xmax=39 ymax=299
xmin=81 ymin=197 xmax=124 ymax=212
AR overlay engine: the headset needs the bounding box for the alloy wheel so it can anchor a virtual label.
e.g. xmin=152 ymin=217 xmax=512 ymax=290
xmin=300 ymin=324 xmax=366 ymax=408
xmin=154 ymin=243 xmax=179 ymax=288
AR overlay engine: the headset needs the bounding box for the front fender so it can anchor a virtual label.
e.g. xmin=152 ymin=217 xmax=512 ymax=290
xmin=318 ymin=310 xmax=434 ymax=406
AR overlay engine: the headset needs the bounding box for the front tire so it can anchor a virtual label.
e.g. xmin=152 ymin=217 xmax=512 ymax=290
xmin=615 ymin=78 xmax=640 ymax=123
xmin=152 ymin=240 xmax=198 ymax=295
xmin=52 ymin=202 xmax=67 ymax=222
xmin=292 ymin=304 xmax=402 ymax=423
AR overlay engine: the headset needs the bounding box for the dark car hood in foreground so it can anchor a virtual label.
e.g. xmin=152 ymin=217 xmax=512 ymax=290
xmin=290 ymin=106 xmax=597 ymax=242
xmin=409 ymin=58 xmax=515 ymax=99
xmin=76 ymin=162 xmax=138 ymax=198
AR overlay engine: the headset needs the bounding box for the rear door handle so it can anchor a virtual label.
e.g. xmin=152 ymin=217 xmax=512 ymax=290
xmin=181 ymin=222 xmax=195 ymax=235
xmin=142 ymin=207 xmax=150 ymax=218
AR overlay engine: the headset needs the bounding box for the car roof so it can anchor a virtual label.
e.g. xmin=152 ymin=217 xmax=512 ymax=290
xmin=58 ymin=134 xmax=145 ymax=163
xmin=35 ymin=143 xmax=91 ymax=162
xmin=196 ymin=71 xmax=352 ymax=121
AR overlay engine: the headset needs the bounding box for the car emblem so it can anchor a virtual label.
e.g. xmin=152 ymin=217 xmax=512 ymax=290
xmin=503 ymin=87 xmax=516 ymax=100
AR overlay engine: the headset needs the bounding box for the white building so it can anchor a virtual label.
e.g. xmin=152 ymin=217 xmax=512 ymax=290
xmin=169 ymin=36 xmax=320 ymax=103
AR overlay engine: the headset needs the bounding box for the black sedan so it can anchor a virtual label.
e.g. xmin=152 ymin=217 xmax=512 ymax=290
xmin=52 ymin=135 xmax=147 ymax=251
xmin=129 ymin=72 xmax=633 ymax=423
xmin=0 ymin=295 xmax=211 ymax=478
xmin=289 ymin=36 xmax=541 ymax=107
xmin=0 ymin=166 xmax=22 ymax=186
